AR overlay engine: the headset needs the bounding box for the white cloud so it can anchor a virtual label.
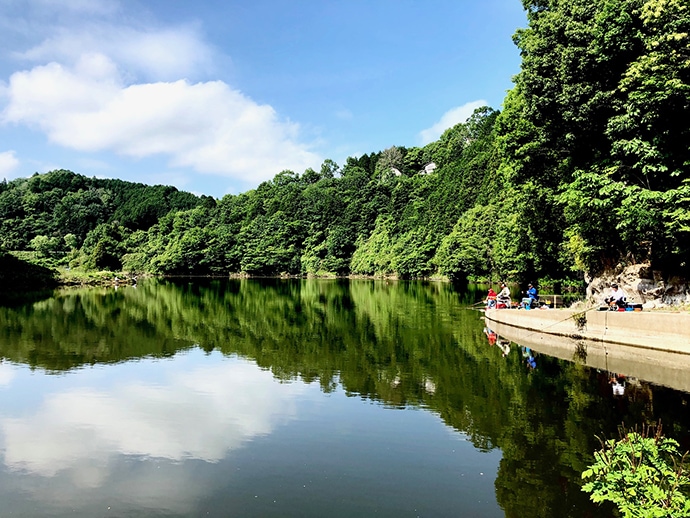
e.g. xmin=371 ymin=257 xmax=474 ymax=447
xmin=0 ymin=1 xmax=320 ymax=186
xmin=18 ymin=25 xmax=214 ymax=82
xmin=0 ymin=150 xmax=19 ymax=176
xmin=419 ymin=100 xmax=488 ymax=145
xmin=2 ymin=55 xmax=321 ymax=184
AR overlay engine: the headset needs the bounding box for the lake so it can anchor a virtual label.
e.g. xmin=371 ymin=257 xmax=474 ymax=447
xmin=0 ymin=278 xmax=688 ymax=517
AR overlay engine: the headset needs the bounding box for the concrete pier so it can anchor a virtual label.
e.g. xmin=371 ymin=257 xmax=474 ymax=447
xmin=484 ymin=308 xmax=690 ymax=355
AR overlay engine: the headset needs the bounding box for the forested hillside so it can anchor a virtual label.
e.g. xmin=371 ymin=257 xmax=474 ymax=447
xmin=0 ymin=169 xmax=205 ymax=271
xmin=1 ymin=0 xmax=688 ymax=285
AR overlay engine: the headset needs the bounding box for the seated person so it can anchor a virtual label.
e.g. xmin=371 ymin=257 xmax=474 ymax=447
xmin=605 ymin=283 xmax=626 ymax=308
xmin=486 ymin=288 xmax=497 ymax=308
xmin=521 ymin=283 xmax=539 ymax=308
xmin=497 ymin=283 xmax=511 ymax=307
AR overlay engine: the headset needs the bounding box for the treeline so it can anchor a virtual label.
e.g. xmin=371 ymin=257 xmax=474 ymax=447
xmin=0 ymin=109 xmax=509 ymax=280
xmin=1 ymin=0 xmax=688 ymax=284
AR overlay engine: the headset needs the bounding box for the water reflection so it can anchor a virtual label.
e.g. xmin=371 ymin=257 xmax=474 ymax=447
xmin=0 ymin=361 xmax=15 ymax=385
xmin=0 ymin=279 xmax=688 ymax=517
xmin=3 ymin=357 xmax=303 ymax=474
xmin=483 ymin=325 xmax=513 ymax=359
xmin=1 ymin=353 xmax=315 ymax=516
xmin=0 ymin=351 xmax=504 ymax=517
xmin=488 ymin=317 xmax=690 ymax=394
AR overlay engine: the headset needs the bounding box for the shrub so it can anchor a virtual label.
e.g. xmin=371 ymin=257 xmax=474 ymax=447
xmin=582 ymin=422 xmax=690 ymax=517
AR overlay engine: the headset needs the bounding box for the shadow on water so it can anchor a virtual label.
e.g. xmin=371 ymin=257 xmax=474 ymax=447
xmin=0 ymin=253 xmax=59 ymax=301
xmin=0 ymin=278 xmax=688 ymax=517
xmin=0 ymin=289 xmax=55 ymax=308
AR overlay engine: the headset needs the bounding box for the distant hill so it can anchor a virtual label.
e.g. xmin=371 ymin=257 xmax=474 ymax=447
xmin=0 ymin=169 xmax=205 ymax=250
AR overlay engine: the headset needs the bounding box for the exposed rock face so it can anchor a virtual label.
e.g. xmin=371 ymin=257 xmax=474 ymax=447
xmin=586 ymin=263 xmax=690 ymax=308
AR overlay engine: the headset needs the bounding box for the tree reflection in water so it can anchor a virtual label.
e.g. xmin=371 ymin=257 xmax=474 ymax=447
xmin=0 ymin=278 xmax=688 ymax=517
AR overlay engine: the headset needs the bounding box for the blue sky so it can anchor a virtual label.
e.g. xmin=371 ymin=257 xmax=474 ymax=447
xmin=0 ymin=0 xmax=527 ymax=198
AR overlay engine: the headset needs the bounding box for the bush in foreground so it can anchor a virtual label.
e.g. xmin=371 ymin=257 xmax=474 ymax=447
xmin=582 ymin=422 xmax=690 ymax=517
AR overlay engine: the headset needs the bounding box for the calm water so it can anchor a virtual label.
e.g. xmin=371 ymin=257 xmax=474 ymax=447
xmin=0 ymin=279 xmax=688 ymax=518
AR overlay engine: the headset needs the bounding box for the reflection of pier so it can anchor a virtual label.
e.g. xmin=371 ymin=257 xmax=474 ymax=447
xmin=486 ymin=317 xmax=690 ymax=393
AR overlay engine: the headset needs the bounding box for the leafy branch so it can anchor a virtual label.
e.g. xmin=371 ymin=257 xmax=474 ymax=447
xmin=582 ymin=421 xmax=690 ymax=517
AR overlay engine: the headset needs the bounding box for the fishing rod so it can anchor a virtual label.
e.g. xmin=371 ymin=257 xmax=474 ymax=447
xmin=467 ymin=299 xmax=493 ymax=310
xmin=484 ymin=303 xmax=603 ymax=341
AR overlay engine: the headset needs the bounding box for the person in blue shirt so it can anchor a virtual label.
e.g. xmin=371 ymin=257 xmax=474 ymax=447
xmin=521 ymin=283 xmax=539 ymax=309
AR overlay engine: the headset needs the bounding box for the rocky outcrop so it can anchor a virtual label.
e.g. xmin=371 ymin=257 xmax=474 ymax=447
xmin=586 ymin=263 xmax=690 ymax=308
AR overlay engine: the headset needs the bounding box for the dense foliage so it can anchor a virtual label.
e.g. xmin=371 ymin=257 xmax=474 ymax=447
xmin=511 ymin=0 xmax=690 ymax=277
xmin=1 ymin=0 xmax=688 ymax=284
xmin=582 ymin=424 xmax=690 ymax=517
xmin=0 ymin=169 xmax=203 ymax=251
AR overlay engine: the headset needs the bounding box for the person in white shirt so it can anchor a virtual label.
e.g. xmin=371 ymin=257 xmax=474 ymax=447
xmin=497 ymin=282 xmax=511 ymax=308
xmin=605 ymin=283 xmax=626 ymax=308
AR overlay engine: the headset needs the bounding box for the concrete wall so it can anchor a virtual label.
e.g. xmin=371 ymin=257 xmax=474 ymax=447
xmin=485 ymin=308 xmax=690 ymax=355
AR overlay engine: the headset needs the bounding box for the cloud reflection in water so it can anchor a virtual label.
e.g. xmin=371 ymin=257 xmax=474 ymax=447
xmin=0 ymin=351 xmax=310 ymax=512
xmin=0 ymin=361 xmax=16 ymax=386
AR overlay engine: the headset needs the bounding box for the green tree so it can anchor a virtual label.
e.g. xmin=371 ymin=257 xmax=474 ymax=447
xmin=64 ymin=233 xmax=78 ymax=251
xmin=147 ymin=207 xmax=215 ymax=275
xmin=29 ymin=235 xmax=60 ymax=258
xmin=507 ymin=0 xmax=690 ymax=277
xmin=436 ymin=205 xmax=497 ymax=280
xmin=78 ymin=222 xmax=129 ymax=270
xmin=238 ymin=212 xmax=302 ymax=275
